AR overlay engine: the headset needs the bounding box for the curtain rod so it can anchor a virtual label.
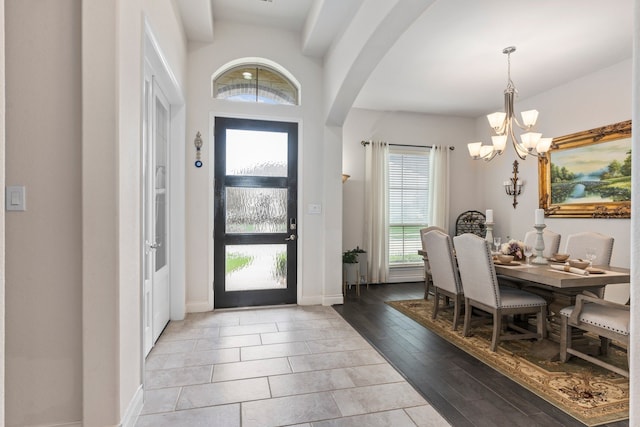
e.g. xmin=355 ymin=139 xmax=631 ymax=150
xmin=360 ymin=140 xmax=454 ymax=150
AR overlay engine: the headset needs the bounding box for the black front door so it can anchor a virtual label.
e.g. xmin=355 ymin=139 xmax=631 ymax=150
xmin=214 ymin=117 xmax=298 ymax=308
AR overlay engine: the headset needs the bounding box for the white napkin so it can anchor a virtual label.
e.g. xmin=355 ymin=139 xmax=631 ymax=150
xmin=549 ymin=263 xmax=590 ymax=276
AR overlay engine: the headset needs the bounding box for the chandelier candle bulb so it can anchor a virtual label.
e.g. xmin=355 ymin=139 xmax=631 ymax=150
xmin=535 ymin=208 xmax=545 ymax=225
xmin=521 ymin=110 xmax=539 ymax=127
xmin=536 ymin=138 xmax=553 ymax=153
xmin=486 ymin=209 xmax=494 ymax=223
xmin=492 ymin=135 xmax=507 ymax=151
xmin=488 ymin=112 xmax=506 ymax=129
xmin=467 ymin=142 xmax=482 ymax=158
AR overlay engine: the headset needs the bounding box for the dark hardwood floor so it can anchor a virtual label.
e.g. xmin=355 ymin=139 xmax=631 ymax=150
xmin=333 ymin=282 xmax=629 ymax=427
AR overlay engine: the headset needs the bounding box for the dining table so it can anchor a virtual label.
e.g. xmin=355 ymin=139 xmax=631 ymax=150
xmin=418 ymin=249 xmax=630 ymax=343
xmin=494 ymin=262 xmax=630 ymax=342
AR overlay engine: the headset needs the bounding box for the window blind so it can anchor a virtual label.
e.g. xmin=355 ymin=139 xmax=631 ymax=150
xmin=388 ymin=148 xmax=430 ymax=265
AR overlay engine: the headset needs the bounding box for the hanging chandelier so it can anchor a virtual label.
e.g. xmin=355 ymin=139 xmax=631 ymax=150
xmin=468 ymin=46 xmax=552 ymax=162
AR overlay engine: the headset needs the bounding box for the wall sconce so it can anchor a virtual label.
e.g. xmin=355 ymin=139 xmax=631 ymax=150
xmin=194 ymin=131 xmax=203 ymax=168
xmin=504 ymin=160 xmax=523 ymax=209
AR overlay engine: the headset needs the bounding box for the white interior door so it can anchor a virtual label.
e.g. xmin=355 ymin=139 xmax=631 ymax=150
xmin=143 ymin=71 xmax=171 ymax=355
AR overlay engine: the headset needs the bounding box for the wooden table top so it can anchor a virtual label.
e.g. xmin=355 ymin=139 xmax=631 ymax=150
xmin=418 ymin=249 xmax=630 ymax=289
xmin=494 ymin=263 xmax=630 ymax=289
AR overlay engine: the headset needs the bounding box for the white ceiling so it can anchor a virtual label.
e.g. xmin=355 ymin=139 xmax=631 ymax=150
xmin=177 ymin=0 xmax=634 ymax=118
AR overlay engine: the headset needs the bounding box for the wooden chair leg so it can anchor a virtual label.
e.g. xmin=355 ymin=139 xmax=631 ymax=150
xmin=452 ymin=295 xmax=461 ymax=330
xmin=424 ymin=276 xmax=432 ymax=300
xmin=491 ymin=310 xmax=501 ymax=352
xmin=537 ymin=307 xmax=546 ymax=340
xmin=432 ymin=288 xmax=440 ymax=319
xmin=560 ymin=316 xmax=570 ymax=362
xmin=600 ymin=336 xmax=611 ymax=356
xmin=463 ymin=299 xmax=472 ymax=337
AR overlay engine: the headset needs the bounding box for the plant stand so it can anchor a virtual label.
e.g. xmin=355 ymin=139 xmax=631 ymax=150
xmin=343 ymin=262 xmax=361 ymax=296
xmin=356 ymin=252 xmax=369 ymax=289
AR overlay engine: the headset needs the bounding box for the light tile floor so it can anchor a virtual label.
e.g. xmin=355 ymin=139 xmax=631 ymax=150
xmin=136 ymin=305 xmax=451 ymax=427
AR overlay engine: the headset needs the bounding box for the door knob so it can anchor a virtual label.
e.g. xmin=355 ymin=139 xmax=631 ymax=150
xmin=146 ymin=241 xmax=160 ymax=250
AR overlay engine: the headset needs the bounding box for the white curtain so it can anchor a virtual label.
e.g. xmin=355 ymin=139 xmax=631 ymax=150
xmin=364 ymin=141 xmax=389 ymax=283
xmin=428 ymin=145 xmax=451 ymax=232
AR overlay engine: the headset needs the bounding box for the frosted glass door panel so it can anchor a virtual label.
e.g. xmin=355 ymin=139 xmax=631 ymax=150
xmin=226 ymin=187 xmax=287 ymax=233
xmin=225 ymin=129 xmax=288 ymax=176
xmin=154 ymin=97 xmax=168 ymax=271
xmin=225 ymin=245 xmax=287 ymax=291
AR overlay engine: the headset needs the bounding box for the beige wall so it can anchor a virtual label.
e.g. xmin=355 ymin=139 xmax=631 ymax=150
xmin=5 ymin=0 xmax=186 ymax=425
xmin=0 ymin=0 xmax=6 ymax=422
xmin=5 ymin=0 xmax=82 ymax=425
xmin=82 ymin=0 xmax=187 ymax=425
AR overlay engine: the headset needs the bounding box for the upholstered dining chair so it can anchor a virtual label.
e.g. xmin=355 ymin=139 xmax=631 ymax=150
xmin=559 ymin=293 xmax=629 ymax=377
xmin=453 ymin=233 xmax=547 ymax=352
xmin=564 ymin=231 xmax=615 ymax=298
xmin=423 ymin=229 xmax=464 ymax=330
xmin=523 ymin=229 xmax=561 ymax=259
xmin=420 ymin=226 xmax=447 ymax=299
xmin=563 ymin=231 xmax=614 ymax=266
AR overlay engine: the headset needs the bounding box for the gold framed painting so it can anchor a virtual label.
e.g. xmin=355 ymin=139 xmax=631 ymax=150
xmin=538 ymin=120 xmax=632 ymax=218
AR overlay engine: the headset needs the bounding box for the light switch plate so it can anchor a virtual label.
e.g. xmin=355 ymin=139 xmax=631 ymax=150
xmin=307 ymin=203 xmax=322 ymax=214
xmin=6 ymin=186 xmax=26 ymax=211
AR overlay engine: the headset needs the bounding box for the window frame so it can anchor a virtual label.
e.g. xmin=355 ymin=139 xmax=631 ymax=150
xmin=387 ymin=146 xmax=431 ymax=267
xmin=213 ymin=64 xmax=299 ymax=105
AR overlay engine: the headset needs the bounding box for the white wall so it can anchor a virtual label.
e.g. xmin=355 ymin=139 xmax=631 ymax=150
xmin=185 ymin=21 xmax=341 ymax=309
xmin=342 ymin=108 xmax=479 ymax=253
xmin=629 ymin=0 xmax=639 ymax=418
xmin=343 ymin=59 xmax=632 ymax=289
xmin=477 ymin=59 xmax=632 ymax=269
xmin=6 ymin=1 xmax=83 ymax=425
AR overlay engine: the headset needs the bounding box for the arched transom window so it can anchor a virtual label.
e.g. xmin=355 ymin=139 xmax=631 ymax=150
xmin=213 ymin=64 xmax=299 ymax=105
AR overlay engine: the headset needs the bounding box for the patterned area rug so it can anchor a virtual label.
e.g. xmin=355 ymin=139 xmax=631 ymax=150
xmin=387 ymin=298 xmax=629 ymax=426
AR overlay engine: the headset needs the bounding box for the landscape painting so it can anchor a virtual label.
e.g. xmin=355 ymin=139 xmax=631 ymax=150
xmin=538 ymin=120 xmax=632 ymax=218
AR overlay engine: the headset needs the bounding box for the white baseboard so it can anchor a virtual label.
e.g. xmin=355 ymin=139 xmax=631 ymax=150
xmin=298 ymin=293 xmax=344 ymax=306
xmin=120 ymin=385 xmax=143 ymax=427
xmin=322 ymin=294 xmax=344 ymax=306
xmin=297 ymin=295 xmax=324 ymax=305
xmin=29 ymin=422 xmax=81 ymax=427
xmin=186 ymin=301 xmax=213 ymax=313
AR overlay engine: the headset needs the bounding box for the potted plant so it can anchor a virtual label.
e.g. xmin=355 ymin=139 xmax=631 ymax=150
xmin=342 ymin=249 xmax=359 ymax=286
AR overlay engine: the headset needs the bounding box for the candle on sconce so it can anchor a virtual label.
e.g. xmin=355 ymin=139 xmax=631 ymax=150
xmin=486 ymin=209 xmax=494 ymax=223
xmin=535 ymin=208 xmax=545 ymax=225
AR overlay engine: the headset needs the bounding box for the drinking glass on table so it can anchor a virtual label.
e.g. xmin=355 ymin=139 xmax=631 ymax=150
xmin=523 ymin=245 xmax=533 ymax=265
xmin=493 ymin=237 xmax=502 ymax=253
xmin=585 ymin=247 xmax=597 ymax=268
